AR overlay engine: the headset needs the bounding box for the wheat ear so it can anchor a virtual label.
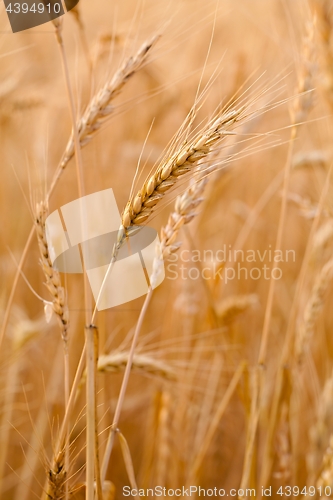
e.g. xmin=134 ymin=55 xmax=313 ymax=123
xmin=35 ymin=201 xmax=69 ymax=343
xmin=313 ymin=0 xmax=333 ymax=109
xmin=216 ymin=294 xmax=259 ymax=325
xmin=122 ymin=107 xmax=244 ymax=229
xmin=317 ymin=433 xmax=333 ymax=491
xmin=60 ymin=35 xmax=159 ymax=170
xmin=46 ymin=450 xmax=67 ymax=500
xmin=295 ymin=257 xmax=333 ymax=362
xmin=308 ymin=371 xmax=333 ymax=483
xmin=150 ymin=174 xmax=208 ymax=287
xmin=97 ymin=352 xmax=177 ymax=381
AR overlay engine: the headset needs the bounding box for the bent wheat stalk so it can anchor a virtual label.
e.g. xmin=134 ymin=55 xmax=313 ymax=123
xmin=101 ymin=167 xmax=211 ymax=480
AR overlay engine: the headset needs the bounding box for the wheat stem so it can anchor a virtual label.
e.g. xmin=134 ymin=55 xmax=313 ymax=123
xmin=101 ymin=287 xmax=153 ymax=483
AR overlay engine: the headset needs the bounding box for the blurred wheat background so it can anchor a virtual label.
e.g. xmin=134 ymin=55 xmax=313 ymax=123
xmin=0 ymin=0 xmax=333 ymax=498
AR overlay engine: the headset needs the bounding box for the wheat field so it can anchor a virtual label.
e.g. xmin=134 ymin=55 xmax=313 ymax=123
xmin=0 ymin=0 xmax=333 ymax=499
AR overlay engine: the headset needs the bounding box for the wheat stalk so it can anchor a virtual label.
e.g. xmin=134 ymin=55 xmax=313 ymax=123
xmin=155 ymin=391 xmax=171 ymax=486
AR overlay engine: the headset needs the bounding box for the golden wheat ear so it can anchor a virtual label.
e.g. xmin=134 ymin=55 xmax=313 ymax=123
xmin=59 ymin=35 xmax=160 ymax=171
xmin=35 ymin=201 xmax=69 ymax=344
xmin=122 ymin=107 xmax=244 ymax=229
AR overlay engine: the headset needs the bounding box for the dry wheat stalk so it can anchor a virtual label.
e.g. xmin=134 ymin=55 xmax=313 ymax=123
xmin=35 ymin=201 xmax=69 ymax=343
xmin=122 ymin=107 xmax=244 ymax=230
xmin=155 ymin=391 xmax=171 ymax=485
xmin=70 ymin=481 xmax=115 ymax=499
xmin=295 ymin=257 xmax=333 ymax=361
xmin=60 ymin=35 xmax=159 ymax=170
